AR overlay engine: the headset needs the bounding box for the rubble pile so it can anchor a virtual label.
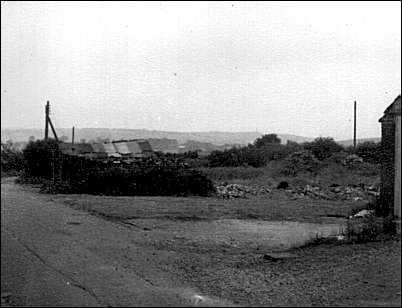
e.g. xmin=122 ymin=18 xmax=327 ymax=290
xmin=289 ymin=183 xmax=379 ymax=201
xmin=215 ymin=182 xmax=379 ymax=201
xmin=216 ymin=183 xmax=271 ymax=199
xmin=342 ymin=154 xmax=364 ymax=166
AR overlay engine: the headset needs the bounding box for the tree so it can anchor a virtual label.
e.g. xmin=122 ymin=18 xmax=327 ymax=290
xmin=23 ymin=139 xmax=60 ymax=179
xmin=253 ymin=134 xmax=281 ymax=148
xmin=1 ymin=141 xmax=25 ymax=174
xmin=5 ymin=139 xmax=13 ymax=149
xmin=355 ymin=141 xmax=382 ymax=164
xmin=286 ymin=140 xmax=299 ymax=148
xmin=303 ymin=137 xmax=344 ymax=161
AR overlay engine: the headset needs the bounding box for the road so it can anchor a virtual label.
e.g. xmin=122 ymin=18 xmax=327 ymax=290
xmin=1 ymin=178 xmax=227 ymax=307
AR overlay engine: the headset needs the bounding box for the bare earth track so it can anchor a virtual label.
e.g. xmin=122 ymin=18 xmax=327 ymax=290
xmin=1 ymin=177 xmax=401 ymax=307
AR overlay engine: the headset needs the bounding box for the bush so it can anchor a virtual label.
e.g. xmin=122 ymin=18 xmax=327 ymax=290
xmin=280 ymin=151 xmax=321 ymax=176
xmin=345 ymin=197 xmax=397 ymax=242
xmin=355 ymin=141 xmax=382 ymax=164
xmin=198 ymin=166 xmax=265 ymax=181
xmin=22 ymin=139 xmax=60 ymax=179
xmin=326 ymin=151 xmax=349 ymax=164
xmin=347 ymin=161 xmax=380 ymax=177
xmin=303 ymin=137 xmax=344 ymax=161
xmin=257 ymin=144 xmax=291 ymax=162
xmin=1 ymin=142 xmax=25 ymax=176
xmin=206 ymin=143 xmax=293 ymax=168
xmin=253 ymin=134 xmax=281 ymax=148
xmin=346 ymin=215 xmax=384 ymax=243
xmin=207 ymin=147 xmax=255 ymax=167
xmin=55 ymin=158 xmax=215 ymax=196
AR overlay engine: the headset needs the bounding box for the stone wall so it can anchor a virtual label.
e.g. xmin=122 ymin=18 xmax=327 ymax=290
xmin=380 ymin=120 xmax=395 ymax=216
xmin=394 ymin=115 xmax=401 ymax=230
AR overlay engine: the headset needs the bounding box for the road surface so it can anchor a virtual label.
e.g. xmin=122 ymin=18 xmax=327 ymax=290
xmin=1 ymin=178 xmax=227 ymax=307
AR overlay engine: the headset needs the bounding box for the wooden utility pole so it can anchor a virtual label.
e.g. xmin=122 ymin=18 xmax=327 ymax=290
xmin=48 ymin=116 xmax=59 ymax=141
xmin=45 ymin=101 xmax=50 ymax=140
xmin=72 ymin=126 xmax=75 ymax=144
xmin=44 ymin=100 xmax=59 ymax=141
xmin=353 ymin=101 xmax=357 ymax=152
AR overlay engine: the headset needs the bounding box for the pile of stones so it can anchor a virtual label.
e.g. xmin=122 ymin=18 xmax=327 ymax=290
xmin=215 ymin=183 xmax=271 ymax=199
xmin=215 ymin=181 xmax=379 ymax=201
xmin=342 ymin=154 xmax=364 ymax=166
xmin=289 ymin=183 xmax=379 ymax=201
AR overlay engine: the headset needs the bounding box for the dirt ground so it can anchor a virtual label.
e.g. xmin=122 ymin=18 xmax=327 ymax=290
xmin=51 ymin=188 xmax=401 ymax=307
xmin=2 ymin=178 xmax=401 ymax=306
xmin=56 ymin=191 xmax=364 ymax=223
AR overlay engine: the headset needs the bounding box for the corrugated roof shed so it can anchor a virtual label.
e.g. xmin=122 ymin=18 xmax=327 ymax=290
xmin=102 ymin=143 xmax=118 ymax=154
xmin=113 ymin=142 xmax=131 ymax=155
xmin=125 ymin=141 xmax=142 ymax=154
xmin=90 ymin=143 xmax=106 ymax=153
xmin=59 ymin=140 xmax=153 ymax=158
xmin=137 ymin=140 xmax=153 ymax=152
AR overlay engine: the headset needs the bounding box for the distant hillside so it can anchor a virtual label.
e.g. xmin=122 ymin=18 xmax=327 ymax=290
xmin=337 ymin=138 xmax=381 ymax=147
xmin=1 ymin=128 xmax=314 ymax=146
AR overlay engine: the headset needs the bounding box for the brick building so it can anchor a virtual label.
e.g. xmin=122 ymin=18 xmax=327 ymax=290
xmin=379 ymin=95 xmax=401 ymax=232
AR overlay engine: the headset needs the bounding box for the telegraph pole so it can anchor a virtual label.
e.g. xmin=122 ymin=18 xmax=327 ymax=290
xmin=44 ymin=100 xmax=59 ymax=141
xmin=45 ymin=101 xmax=50 ymax=140
xmin=353 ymin=100 xmax=357 ymax=152
xmin=72 ymin=126 xmax=75 ymax=144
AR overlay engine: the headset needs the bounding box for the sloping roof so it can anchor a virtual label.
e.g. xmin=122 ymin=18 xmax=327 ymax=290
xmin=102 ymin=143 xmax=118 ymax=154
xmin=379 ymin=95 xmax=401 ymax=122
xmin=59 ymin=140 xmax=153 ymax=157
xmin=137 ymin=140 xmax=153 ymax=152
xmin=125 ymin=140 xmax=142 ymax=154
xmin=113 ymin=142 xmax=131 ymax=155
xmin=113 ymin=140 xmax=153 ymax=154
xmin=384 ymin=95 xmax=401 ymax=115
xmin=90 ymin=143 xmax=106 ymax=153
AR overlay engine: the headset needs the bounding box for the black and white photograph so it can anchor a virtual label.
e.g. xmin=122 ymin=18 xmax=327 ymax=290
xmin=1 ymin=1 xmax=401 ymax=307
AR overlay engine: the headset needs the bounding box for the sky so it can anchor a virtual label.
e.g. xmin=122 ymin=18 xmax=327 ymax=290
xmin=1 ymin=1 xmax=401 ymax=140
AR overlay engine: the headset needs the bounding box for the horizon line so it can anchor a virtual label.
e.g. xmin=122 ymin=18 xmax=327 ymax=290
xmin=0 ymin=127 xmax=381 ymax=141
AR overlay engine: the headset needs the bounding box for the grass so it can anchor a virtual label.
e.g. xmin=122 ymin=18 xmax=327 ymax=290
xmin=53 ymin=192 xmax=365 ymax=224
xmin=198 ymin=166 xmax=267 ymax=183
xmin=197 ymin=160 xmax=380 ymax=189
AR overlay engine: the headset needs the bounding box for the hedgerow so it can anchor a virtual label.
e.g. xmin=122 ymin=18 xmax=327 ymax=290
xmin=19 ymin=140 xmax=215 ymax=197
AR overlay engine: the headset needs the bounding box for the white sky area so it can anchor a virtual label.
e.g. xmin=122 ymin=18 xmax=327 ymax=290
xmin=1 ymin=1 xmax=401 ymax=140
